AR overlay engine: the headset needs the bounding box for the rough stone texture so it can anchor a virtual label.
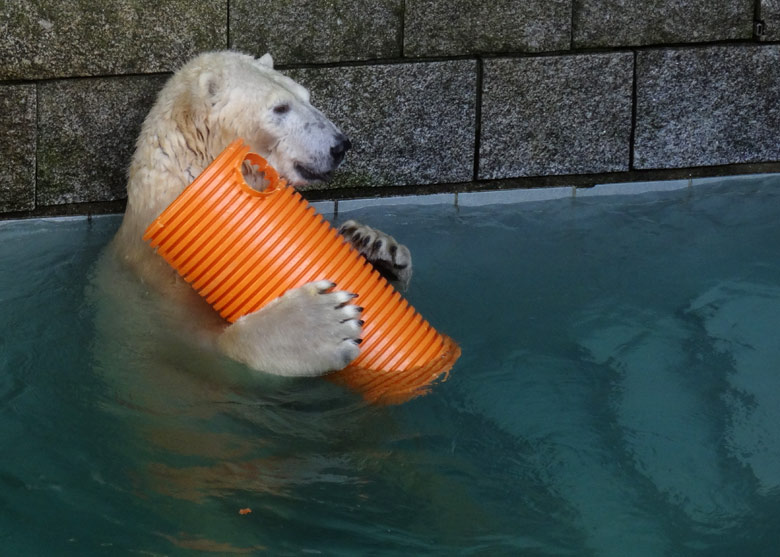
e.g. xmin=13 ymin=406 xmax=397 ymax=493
xmin=286 ymin=61 xmax=477 ymax=188
xmin=634 ymin=46 xmax=780 ymax=170
xmin=37 ymin=75 xmax=168 ymax=206
xmin=573 ymin=0 xmax=754 ymax=47
xmin=479 ymin=54 xmax=634 ymax=179
xmin=230 ymin=0 xmax=402 ymax=64
xmin=0 ymin=0 xmax=225 ymax=80
xmin=0 ymin=86 xmax=36 ymax=213
xmin=765 ymin=0 xmax=780 ymax=41
xmin=2 ymin=2 xmax=778 ymax=219
xmin=405 ymin=0 xmax=571 ymax=57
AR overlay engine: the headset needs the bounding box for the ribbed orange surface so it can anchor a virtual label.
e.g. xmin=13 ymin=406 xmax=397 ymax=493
xmin=143 ymin=139 xmax=459 ymax=404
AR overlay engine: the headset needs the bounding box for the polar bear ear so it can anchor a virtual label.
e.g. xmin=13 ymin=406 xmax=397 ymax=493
xmin=198 ymin=71 xmax=221 ymax=101
xmin=258 ymin=53 xmax=274 ymax=68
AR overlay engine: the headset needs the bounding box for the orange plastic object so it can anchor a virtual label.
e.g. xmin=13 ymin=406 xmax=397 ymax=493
xmin=143 ymin=139 xmax=460 ymax=404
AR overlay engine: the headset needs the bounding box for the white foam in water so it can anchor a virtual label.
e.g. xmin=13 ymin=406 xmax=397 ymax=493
xmin=1 ymin=174 xmax=780 ymax=554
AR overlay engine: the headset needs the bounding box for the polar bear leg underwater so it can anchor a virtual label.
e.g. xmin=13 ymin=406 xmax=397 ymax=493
xmin=110 ymin=50 xmax=412 ymax=377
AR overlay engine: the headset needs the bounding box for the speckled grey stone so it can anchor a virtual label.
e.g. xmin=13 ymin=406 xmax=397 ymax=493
xmin=0 ymin=85 xmax=36 ymax=213
xmin=405 ymin=0 xmax=571 ymax=57
xmin=479 ymin=54 xmax=633 ymax=180
xmin=573 ymin=0 xmax=753 ymax=47
xmin=230 ymin=0 xmax=402 ymax=64
xmin=37 ymin=75 xmax=168 ymax=206
xmin=634 ymin=46 xmax=780 ymax=170
xmin=0 ymin=0 xmax=225 ymax=80
xmin=764 ymin=0 xmax=780 ymax=41
xmin=286 ymin=61 xmax=477 ymax=188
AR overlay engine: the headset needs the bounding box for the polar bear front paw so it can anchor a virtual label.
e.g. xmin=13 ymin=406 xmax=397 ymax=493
xmin=217 ymin=280 xmax=363 ymax=377
xmin=338 ymin=220 xmax=412 ymax=290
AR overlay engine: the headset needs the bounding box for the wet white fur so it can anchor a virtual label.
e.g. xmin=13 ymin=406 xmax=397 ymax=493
xmin=104 ymin=51 xmax=361 ymax=377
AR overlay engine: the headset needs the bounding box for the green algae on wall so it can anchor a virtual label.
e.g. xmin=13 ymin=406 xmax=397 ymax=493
xmin=37 ymin=75 xmax=168 ymax=205
xmin=230 ymin=0 xmax=403 ymax=65
xmin=0 ymin=0 xmax=226 ymax=80
xmin=0 ymin=85 xmax=36 ymax=212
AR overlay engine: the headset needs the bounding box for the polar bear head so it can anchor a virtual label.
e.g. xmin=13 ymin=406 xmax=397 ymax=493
xmin=119 ymin=51 xmax=352 ymax=257
xmin=158 ymin=50 xmax=350 ymax=188
xmin=199 ymin=51 xmax=350 ymax=186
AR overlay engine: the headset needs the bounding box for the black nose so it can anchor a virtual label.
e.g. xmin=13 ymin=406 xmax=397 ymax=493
xmin=330 ymin=135 xmax=351 ymax=166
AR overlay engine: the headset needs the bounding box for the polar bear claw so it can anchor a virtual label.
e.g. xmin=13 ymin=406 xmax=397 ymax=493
xmin=338 ymin=220 xmax=413 ymax=291
xmin=217 ymin=280 xmax=363 ymax=377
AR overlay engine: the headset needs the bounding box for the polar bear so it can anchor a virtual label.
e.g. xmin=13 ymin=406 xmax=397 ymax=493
xmin=107 ymin=50 xmax=412 ymax=377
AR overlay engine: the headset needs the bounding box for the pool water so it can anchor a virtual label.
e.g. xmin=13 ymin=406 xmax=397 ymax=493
xmin=2 ymin=175 xmax=780 ymax=555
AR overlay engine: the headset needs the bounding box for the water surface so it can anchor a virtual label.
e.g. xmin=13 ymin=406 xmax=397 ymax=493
xmin=2 ymin=176 xmax=780 ymax=555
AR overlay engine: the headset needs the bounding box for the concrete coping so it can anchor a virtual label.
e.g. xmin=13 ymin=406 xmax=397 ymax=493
xmin=2 ymin=173 xmax=778 ymax=225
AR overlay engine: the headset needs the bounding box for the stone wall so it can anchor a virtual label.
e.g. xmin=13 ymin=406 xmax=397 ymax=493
xmin=1 ymin=0 xmax=779 ymax=216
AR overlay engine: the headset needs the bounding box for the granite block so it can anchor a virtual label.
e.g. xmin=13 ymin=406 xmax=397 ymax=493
xmin=230 ymin=0 xmax=402 ymax=64
xmin=286 ymin=61 xmax=477 ymax=189
xmin=37 ymin=75 xmax=168 ymax=206
xmin=479 ymin=54 xmax=634 ymax=180
xmin=764 ymin=0 xmax=780 ymax=41
xmin=0 ymin=0 xmax=225 ymax=80
xmin=0 ymin=85 xmax=36 ymax=213
xmin=405 ymin=0 xmax=571 ymax=57
xmin=573 ymin=0 xmax=753 ymax=47
xmin=634 ymin=46 xmax=780 ymax=170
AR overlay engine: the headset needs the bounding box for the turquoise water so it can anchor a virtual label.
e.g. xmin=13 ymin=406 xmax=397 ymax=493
xmin=2 ymin=175 xmax=780 ymax=555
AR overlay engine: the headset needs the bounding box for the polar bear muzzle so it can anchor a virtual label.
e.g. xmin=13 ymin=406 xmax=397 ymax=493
xmin=293 ymin=133 xmax=351 ymax=182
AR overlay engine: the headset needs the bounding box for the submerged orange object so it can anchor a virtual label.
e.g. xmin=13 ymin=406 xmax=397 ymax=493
xmin=143 ymin=139 xmax=460 ymax=404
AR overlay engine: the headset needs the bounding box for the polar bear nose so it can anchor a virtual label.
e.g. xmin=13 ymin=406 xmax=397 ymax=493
xmin=330 ymin=135 xmax=351 ymax=167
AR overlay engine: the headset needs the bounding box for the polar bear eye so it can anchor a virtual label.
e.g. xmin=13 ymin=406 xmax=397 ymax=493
xmin=272 ymin=103 xmax=290 ymax=115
